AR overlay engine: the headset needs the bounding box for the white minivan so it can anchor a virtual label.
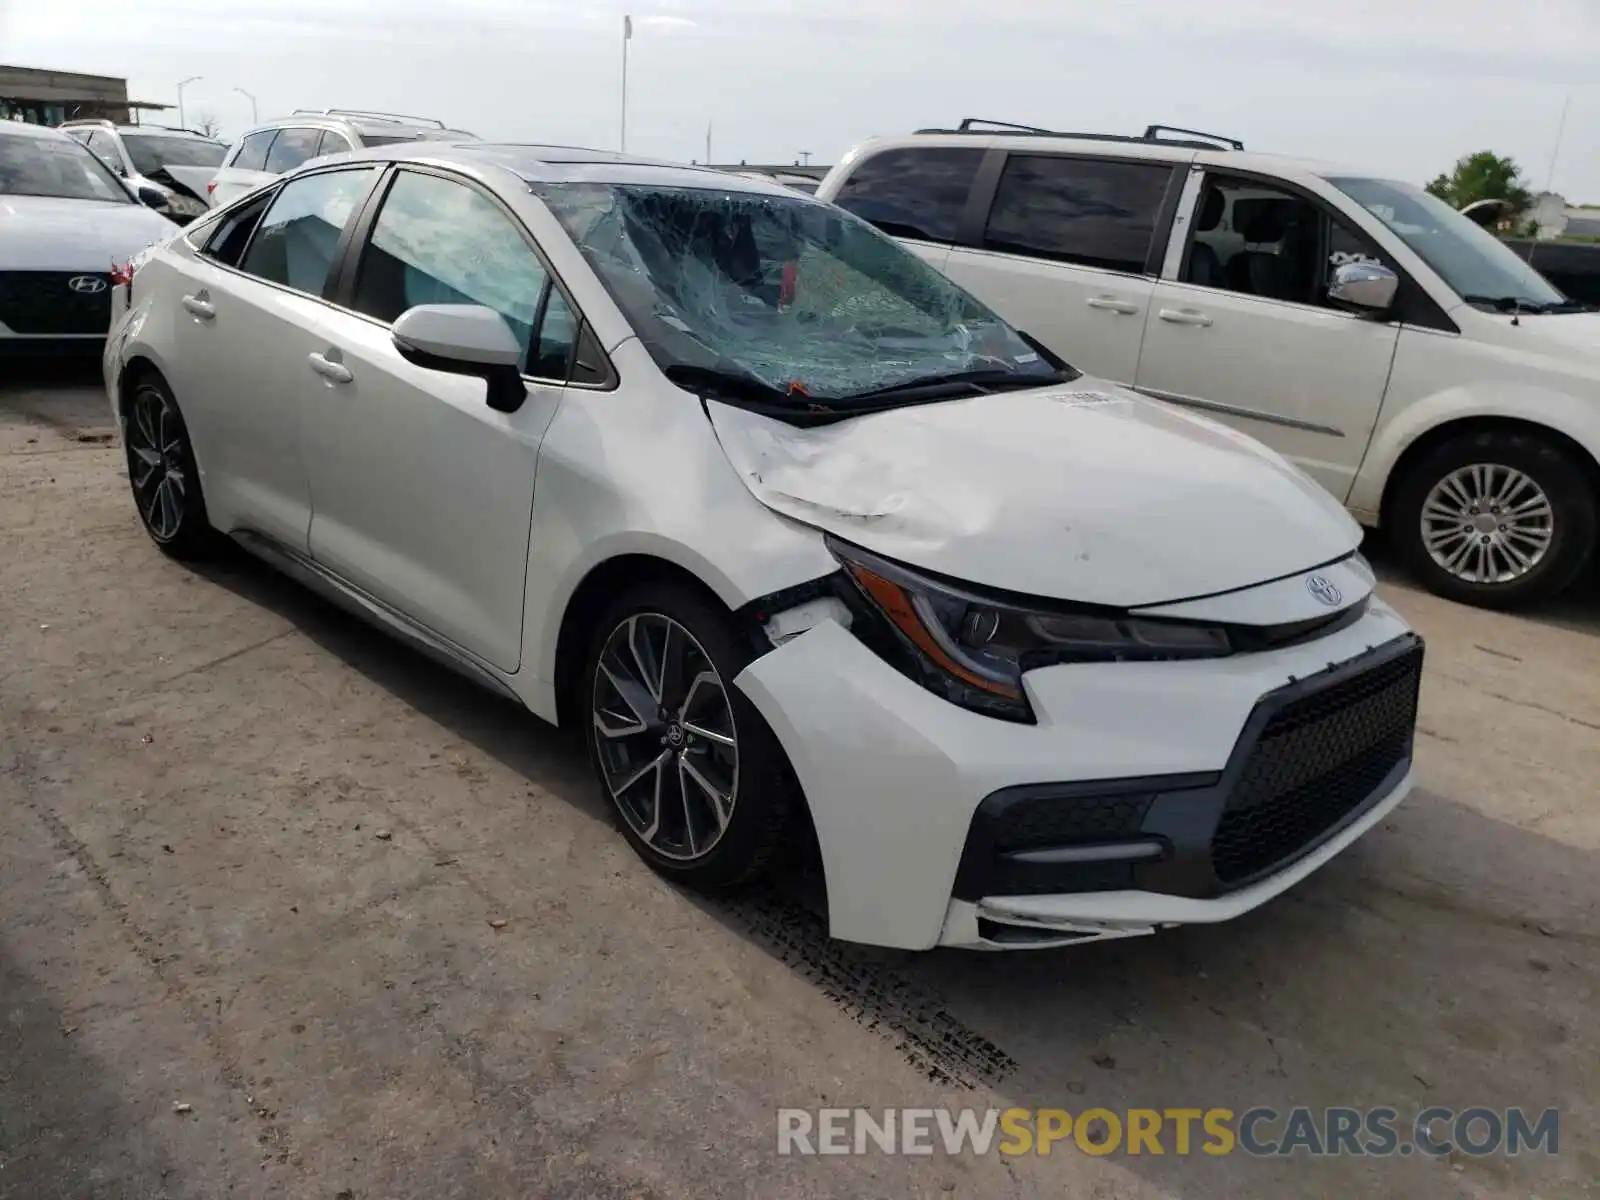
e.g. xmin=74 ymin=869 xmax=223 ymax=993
xmin=817 ymin=120 xmax=1600 ymax=609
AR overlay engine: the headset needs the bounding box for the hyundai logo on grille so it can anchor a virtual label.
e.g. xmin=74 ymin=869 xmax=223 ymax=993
xmin=68 ymin=276 xmax=108 ymax=295
xmin=1306 ymin=574 xmax=1343 ymax=607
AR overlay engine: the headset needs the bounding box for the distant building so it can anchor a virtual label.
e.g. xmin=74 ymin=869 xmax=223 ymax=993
xmin=0 ymin=64 xmax=170 ymax=126
xmin=1528 ymin=191 xmax=1600 ymax=240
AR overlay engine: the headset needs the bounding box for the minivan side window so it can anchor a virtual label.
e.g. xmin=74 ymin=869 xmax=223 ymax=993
xmin=832 ymin=147 xmax=984 ymax=243
xmin=351 ymin=170 xmax=560 ymax=375
xmin=983 ymin=155 xmax=1174 ymax=274
xmin=231 ymin=130 xmax=276 ymax=172
xmin=237 ymin=167 xmax=378 ymax=295
xmin=264 ymin=127 xmax=324 ymax=175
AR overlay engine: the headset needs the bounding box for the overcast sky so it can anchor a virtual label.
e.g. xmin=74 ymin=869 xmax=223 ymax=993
xmin=5 ymin=0 xmax=1598 ymax=199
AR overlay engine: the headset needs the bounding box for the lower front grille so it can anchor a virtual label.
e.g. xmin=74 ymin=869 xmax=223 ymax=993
xmin=0 ymin=271 xmax=112 ymax=335
xmin=1212 ymin=642 xmax=1423 ymax=886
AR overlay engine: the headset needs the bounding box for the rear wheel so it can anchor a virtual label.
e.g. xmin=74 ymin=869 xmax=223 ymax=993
xmin=582 ymin=582 xmax=795 ymax=889
xmin=1390 ymin=428 xmax=1595 ymax=609
xmin=123 ymin=374 xmax=221 ymax=561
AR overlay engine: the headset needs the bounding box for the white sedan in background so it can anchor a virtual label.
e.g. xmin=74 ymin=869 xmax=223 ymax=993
xmin=1 ymin=122 xmax=176 ymax=358
xmin=103 ymin=142 xmax=1424 ymax=951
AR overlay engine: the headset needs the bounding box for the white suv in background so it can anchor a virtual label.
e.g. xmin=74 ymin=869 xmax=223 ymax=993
xmin=817 ymin=119 xmax=1600 ymax=609
xmin=61 ymin=120 xmax=227 ymax=224
xmin=206 ymin=109 xmax=476 ymax=207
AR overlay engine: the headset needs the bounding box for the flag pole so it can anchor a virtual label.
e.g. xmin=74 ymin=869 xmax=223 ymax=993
xmin=621 ymin=14 xmax=632 ymax=152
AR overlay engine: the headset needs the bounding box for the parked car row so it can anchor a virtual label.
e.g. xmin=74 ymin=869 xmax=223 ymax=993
xmin=101 ymin=137 xmax=1426 ymax=952
xmin=814 ymin=119 xmax=1600 ymax=610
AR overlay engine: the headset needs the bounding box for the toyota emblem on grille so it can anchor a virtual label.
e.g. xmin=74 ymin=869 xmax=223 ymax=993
xmin=1306 ymin=574 xmax=1343 ymax=607
xmin=68 ymin=275 xmax=108 ymax=294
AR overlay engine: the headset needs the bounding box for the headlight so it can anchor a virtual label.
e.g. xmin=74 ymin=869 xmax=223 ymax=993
xmin=828 ymin=538 xmax=1232 ymax=723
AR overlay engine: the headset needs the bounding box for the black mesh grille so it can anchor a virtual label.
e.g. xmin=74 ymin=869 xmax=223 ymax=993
xmin=991 ymin=792 xmax=1154 ymax=853
xmin=1212 ymin=644 xmax=1423 ymax=886
xmin=0 ymin=271 xmax=112 ymax=335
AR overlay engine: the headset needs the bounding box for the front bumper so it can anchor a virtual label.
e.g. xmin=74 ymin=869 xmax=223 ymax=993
xmin=734 ymin=594 xmax=1421 ymax=951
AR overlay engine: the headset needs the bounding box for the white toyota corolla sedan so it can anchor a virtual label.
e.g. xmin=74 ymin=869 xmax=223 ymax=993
xmin=104 ymin=142 xmax=1424 ymax=951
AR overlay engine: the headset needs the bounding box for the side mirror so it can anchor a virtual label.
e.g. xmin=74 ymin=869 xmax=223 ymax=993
xmin=391 ymin=304 xmax=527 ymax=414
xmin=1328 ymin=261 xmax=1399 ymax=316
xmin=135 ymin=183 xmax=169 ymax=209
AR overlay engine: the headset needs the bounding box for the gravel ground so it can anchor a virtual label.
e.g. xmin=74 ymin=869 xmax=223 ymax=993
xmin=2 ymin=364 xmax=1596 ymax=1199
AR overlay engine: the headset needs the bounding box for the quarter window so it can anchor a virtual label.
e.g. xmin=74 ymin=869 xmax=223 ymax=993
xmin=316 ymin=131 xmax=354 ymax=156
xmin=832 ymin=147 xmax=983 ymax=243
xmin=237 ymin=167 xmax=378 ymax=295
xmin=264 ymin=127 xmax=324 ymax=175
xmin=231 ymin=130 xmax=276 ymax=172
xmin=351 ymin=170 xmax=557 ymax=373
xmin=983 ymin=155 xmax=1174 ymax=273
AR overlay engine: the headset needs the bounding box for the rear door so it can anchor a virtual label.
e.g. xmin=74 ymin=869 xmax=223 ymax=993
xmin=158 ymin=166 xmax=382 ymax=547
xmin=829 ymin=146 xmax=985 ymax=275
xmin=209 ymin=129 xmax=279 ymax=207
xmin=297 ymin=166 xmax=579 ymax=672
xmin=940 ymin=153 xmax=1182 ymax=384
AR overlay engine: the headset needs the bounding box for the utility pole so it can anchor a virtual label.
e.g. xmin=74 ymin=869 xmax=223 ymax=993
xmin=705 ymin=120 xmax=712 ymax=166
xmin=233 ymin=86 xmax=258 ymax=124
xmin=620 ymin=15 xmax=632 ymax=152
xmin=176 ymin=76 xmax=203 ymax=130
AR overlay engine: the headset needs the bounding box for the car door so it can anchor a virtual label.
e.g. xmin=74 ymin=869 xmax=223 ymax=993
xmin=210 ymin=129 xmax=279 ymax=207
xmin=1133 ymin=173 xmax=1401 ymax=500
xmin=939 ymin=152 xmax=1182 ymax=385
xmin=158 ymin=166 xmax=382 ymax=549
xmin=296 ymin=166 xmax=577 ymax=673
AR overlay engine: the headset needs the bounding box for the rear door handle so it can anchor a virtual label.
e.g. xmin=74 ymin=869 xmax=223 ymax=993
xmin=181 ymin=294 xmax=215 ymax=320
xmin=1158 ymin=308 xmax=1213 ymax=327
xmin=1086 ymin=296 xmax=1140 ymax=315
xmin=308 ymin=352 xmax=353 ymax=384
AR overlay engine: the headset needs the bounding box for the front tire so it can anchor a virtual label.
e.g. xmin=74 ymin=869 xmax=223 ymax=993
xmin=1390 ymin=428 xmax=1596 ymax=609
xmin=122 ymin=373 xmax=221 ymax=561
xmin=582 ymin=582 xmax=795 ymax=889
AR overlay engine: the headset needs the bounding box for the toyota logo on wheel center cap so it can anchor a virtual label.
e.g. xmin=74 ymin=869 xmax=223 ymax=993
xmin=1306 ymin=574 xmax=1343 ymax=607
xmin=68 ymin=275 xmax=108 ymax=294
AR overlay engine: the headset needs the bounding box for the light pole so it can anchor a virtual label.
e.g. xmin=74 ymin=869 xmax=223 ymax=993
xmin=176 ymin=75 xmax=203 ymax=129
xmin=233 ymin=86 xmax=258 ymax=125
xmin=620 ymin=15 xmax=633 ymax=152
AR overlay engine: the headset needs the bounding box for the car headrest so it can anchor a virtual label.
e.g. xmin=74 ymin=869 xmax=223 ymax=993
xmin=1196 ymin=187 xmax=1226 ymax=233
xmin=1237 ymin=199 xmax=1294 ymax=243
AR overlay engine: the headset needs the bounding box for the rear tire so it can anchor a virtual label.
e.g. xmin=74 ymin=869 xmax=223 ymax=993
xmin=122 ymin=373 xmax=222 ymax=561
xmin=1390 ymin=428 xmax=1595 ymax=609
xmin=581 ymin=582 xmax=796 ymax=890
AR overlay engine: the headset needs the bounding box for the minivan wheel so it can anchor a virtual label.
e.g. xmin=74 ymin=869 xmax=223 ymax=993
xmin=123 ymin=375 xmax=220 ymax=561
xmin=1391 ymin=429 xmax=1596 ymax=609
xmin=582 ymin=583 xmax=795 ymax=889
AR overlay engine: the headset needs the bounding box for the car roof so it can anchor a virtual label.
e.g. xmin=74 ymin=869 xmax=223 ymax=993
xmin=846 ymin=131 xmax=1369 ymax=184
xmin=308 ymin=141 xmax=806 ymax=195
xmin=240 ymin=114 xmax=475 ymax=141
xmin=1 ymin=122 xmax=75 ymax=141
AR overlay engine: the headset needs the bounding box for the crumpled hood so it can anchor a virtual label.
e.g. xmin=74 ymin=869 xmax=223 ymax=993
xmin=706 ymin=379 xmax=1363 ymax=607
xmin=0 ymin=196 xmax=177 ymax=271
xmin=155 ymin=165 xmax=218 ymax=202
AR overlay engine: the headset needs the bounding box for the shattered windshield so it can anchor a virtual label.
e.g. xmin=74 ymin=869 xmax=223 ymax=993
xmin=534 ymin=181 xmax=1067 ymax=404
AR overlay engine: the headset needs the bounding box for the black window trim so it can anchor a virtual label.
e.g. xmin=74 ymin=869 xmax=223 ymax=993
xmin=328 ymin=162 xmax=618 ymax=391
xmin=958 ymin=148 xmax=1187 ymax=278
xmin=1179 ymin=165 xmax=1460 ymax=335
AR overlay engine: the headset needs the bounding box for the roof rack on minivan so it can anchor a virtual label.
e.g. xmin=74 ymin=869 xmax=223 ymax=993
xmin=912 ymin=117 xmax=1243 ymax=152
xmin=292 ymin=108 xmax=447 ymax=129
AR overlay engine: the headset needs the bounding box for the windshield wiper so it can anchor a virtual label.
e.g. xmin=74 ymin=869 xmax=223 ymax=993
xmin=842 ymin=366 xmax=1066 ymax=406
xmin=664 ymin=364 xmax=849 ymax=423
xmin=1460 ymin=294 xmax=1585 ymax=315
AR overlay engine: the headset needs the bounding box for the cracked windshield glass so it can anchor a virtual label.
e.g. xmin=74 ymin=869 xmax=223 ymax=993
xmin=536 ymin=182 xmax=1064 ymax=403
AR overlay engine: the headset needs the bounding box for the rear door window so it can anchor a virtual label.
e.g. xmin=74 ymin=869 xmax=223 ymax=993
xmin=831 ymin=147 xmax=983 ymax=243
xmin=983 ymin=155 xmax=1174 ymax=273
xmin=264 ymin=127 xmax=324 ymax=175
xmin=316 ymin=130 xmax=354 ymax=157
xmin=237 ymin=167 xmax=379 ymax=295
xmin=231 ymin=130 xmax=276 ymax=172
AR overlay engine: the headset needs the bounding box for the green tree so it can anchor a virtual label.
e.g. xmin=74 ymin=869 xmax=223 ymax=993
xmin=1425 ymin=151 xmax=1534 ymax=216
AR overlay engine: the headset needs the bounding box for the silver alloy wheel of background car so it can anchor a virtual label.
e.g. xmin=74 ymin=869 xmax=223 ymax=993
xmin=125 ymin=382 xmax=188 ymax=543
xmin=591 ymin=612 xmax=740 ymax=862
xmin=1419 ymin=462 xmax=1555 ymax=585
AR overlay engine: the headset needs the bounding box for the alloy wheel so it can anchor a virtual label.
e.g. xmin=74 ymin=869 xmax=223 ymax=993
xmin=1419 ymin=462 xmax=1554 ymax=585
xmin=591 ymin=613 xmax=739 ymax=862
xmin=125 ymin=384 xmax=188 ymax=542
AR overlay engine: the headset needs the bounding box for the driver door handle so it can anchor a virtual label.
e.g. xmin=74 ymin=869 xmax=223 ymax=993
xmin=181 ymin=294 xmax=215 ymax=320
xmin=1086 ymin=296 xmax=1140 ymax=315
xmin=1159 ymin=308 xmax=1213 ymax=327
xmin=308 ymin=352 xmax=353 ymax=384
